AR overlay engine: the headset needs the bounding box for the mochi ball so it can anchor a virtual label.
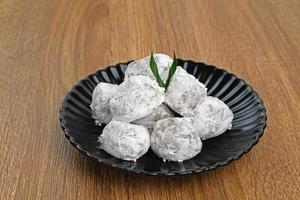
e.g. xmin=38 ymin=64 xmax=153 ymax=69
xmin=189 ymin=97 xmax=234 ymax=140
xmin=125 ymin=53 xmax=173 ymax=81
xmin=151 ymin=117 xmax=202 ymax=162
xmin=99 ymin=120 xmax=150 ymax=161
xmin=90 ymin=82 xmax=118 ymax=124
xmin=110 ymin=75 xmax=165 ymax=122
xmin=165 ymin=67 xmax=207 ymax=116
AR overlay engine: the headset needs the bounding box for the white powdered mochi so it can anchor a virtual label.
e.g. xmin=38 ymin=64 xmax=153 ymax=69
xmin=125 ymin=53 xmax=173 ymax=81
xmin=90 ymin=82 xmax=118 ymax=124
xmin=165 ymin=67 xmax=207 ymax=116
xmin=132 ymin=104 xmax=175 ymax=129
xmin=99 ymin=120 xmax=150 ymax=161
xmin=110 ymin=75 xmax=165 ymax=122
xmin=190 ymin=97 xmax=234 ymax=140
xmin=151 ymin=117 xmax=202 ymax=162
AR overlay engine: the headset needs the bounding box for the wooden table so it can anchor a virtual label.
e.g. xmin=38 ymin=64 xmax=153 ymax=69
xmin=1 ymin=0 xmax=300 ymax=199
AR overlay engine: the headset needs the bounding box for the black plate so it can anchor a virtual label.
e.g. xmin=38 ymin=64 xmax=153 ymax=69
xmin=59 ymin=59 xmax=267 ymax=176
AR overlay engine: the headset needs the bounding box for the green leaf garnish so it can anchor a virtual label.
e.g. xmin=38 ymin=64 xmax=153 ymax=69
xmin=150 ymin=53 xmax=165 ymax=88
xmin=165 ymin=52 xmax=177 ymax=90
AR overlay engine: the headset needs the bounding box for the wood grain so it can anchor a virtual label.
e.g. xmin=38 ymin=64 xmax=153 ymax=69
xmin=1 ymin=0 xmax=300 ymax=199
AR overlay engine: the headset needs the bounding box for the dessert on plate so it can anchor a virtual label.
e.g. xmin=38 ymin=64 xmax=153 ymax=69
xmin=90 ymin=82 xmax=118 ymax=124
xmin=165 ymin=66 xmax=207 ymax=116
xmin=151 ymin=117 xmax=202 ymax=162
xmin=91 ymin=53 xmax=233 ymax=162
xmin=99 ymin=120 xmax=150 ymax=161
xmin=109 ymin=75 xmax=165 ymax=122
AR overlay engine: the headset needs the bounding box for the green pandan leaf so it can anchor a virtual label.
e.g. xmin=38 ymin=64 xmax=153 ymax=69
xmin=150 ymin=53 xmax=165 ymax=88
xmin=165 ymin=52 xmax=177 ymax=90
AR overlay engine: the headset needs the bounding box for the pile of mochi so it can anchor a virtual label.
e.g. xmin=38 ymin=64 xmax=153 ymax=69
xmin=91 ymin=54 xmax=234 ymax=162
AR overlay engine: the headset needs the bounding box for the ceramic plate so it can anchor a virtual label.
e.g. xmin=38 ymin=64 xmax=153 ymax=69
xmin=59 ymin=59 xmax=267 ymax=176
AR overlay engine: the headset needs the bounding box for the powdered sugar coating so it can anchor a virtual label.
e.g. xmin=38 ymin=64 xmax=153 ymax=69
xmin=151 ymin=117 xmax=202 ymax=162
xmin=165 ymin=67 xmax=207 ymax=116
xmin=189 ymin=97 xmax=234 ymax=140
xmin=133 ymin=104 xmax=175 ymax=129
xmin=90 ymin=82 xmax=118 ymax=124
xmin=99 ymin=120 xmax=150 ymax=161
xmin=110 ymin=75 xmax=165 ymax=122
xmin=125 ymin=53 xmax=173 ymax=81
